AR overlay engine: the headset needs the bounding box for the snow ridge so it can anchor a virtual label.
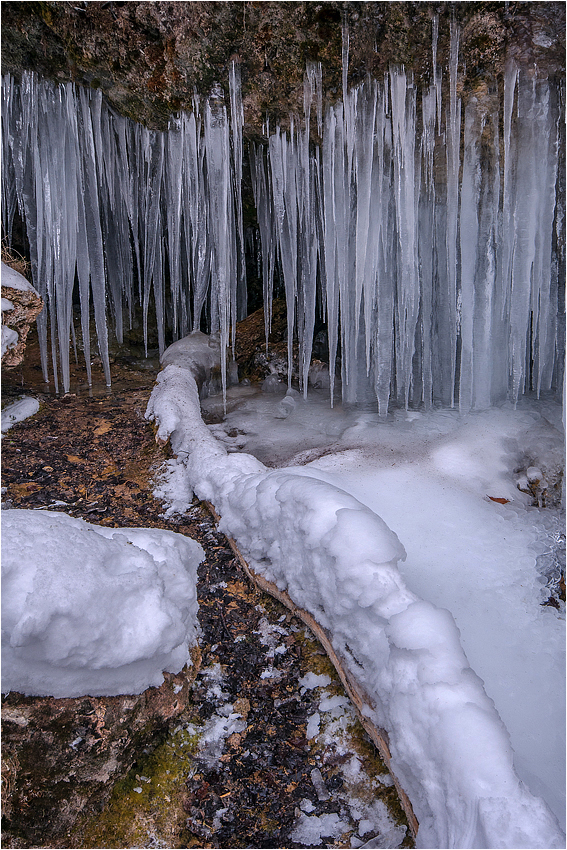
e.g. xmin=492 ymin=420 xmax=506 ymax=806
xmin=145 ymin=334 xmax=564 ymax=850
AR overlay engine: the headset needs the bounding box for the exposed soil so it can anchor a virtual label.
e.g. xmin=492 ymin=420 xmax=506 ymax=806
xmin=1 ymin=340 xmax=413 ymax=849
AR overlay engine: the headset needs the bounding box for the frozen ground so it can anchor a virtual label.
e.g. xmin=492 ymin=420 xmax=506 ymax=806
xmin=146 ymin=337 xmax=565 ymax=849
xmin=206 ymin=384 xmax=566 ymax=831
xmin=185 ymin=656 xmax=408 ymax=849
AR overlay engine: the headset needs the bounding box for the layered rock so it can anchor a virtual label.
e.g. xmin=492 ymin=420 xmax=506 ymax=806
xmin=1 ymin=261 xmax=43 ymax=367
xmin=1 ymin=649 xmax=200 ymax=849
xmin=1 ymin=2 xmax=564 ymax=136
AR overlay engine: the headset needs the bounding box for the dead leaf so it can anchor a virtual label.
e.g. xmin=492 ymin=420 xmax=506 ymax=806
xmin=66 ymin=455 xmax=84 ymax=464
xmin=112 ymin=484 xmax=132 ymax=498
xmin=10 ymin=482 xmax=43 ymax=497
xmin=488 ymin=496 xmax=510 ymax=504
xmin=93 ymin=420 xmax=112 ymax=437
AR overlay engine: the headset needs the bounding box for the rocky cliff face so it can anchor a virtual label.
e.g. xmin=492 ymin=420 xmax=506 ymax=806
xmin=2 ymin=2 xmax=564 ymax=135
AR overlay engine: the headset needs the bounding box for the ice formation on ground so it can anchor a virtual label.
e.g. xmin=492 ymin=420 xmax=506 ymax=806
xmin=145 ymin=333 xmax=565 ymax=849
xmin=1 ymin=396 xmax=40 ymax=432
xmin=1 ymin=510 xmax=203 ymax=698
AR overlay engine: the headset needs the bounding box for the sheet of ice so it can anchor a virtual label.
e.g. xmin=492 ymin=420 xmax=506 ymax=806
xmin=145 ymin=340 xmax=565 ymax=849
xmin=212 ymin=385 xmax=566 ymax=831
xmin=1 ymin=397 xmax=40 ymax=432
xmin=1 ymin=510 xmax=203 ymax=697
xmin=303 ymin=407 xmax=566 ymax=830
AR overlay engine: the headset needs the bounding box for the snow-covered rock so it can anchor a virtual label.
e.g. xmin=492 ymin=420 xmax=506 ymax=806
xmin=1 ymin=261 xmax=43 ymax=366
xmin=1 ymin=510 xmax=204 ymax=698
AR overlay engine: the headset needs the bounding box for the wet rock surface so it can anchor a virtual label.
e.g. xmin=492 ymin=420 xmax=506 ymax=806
xmin=1 ymin=662 xmax=200 ymax=849
xmin=1 ymin=2 xmax=564 ymax=134
xmin=234 ymin=299 xmax=289 ymax=382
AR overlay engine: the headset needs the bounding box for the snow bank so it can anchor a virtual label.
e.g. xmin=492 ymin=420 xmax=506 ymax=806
xmin=145 ymin=333 xmax=564 ymax=849
xmin=1 ymin=510 xmax=203 ymax=698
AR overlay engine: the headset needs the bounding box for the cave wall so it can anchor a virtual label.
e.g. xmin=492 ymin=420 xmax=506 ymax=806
xmin=2 ymin=2 xmax=565 ymax=137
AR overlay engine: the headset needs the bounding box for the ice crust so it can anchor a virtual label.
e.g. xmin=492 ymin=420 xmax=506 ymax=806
xmin=145 ymin=334 xmax=565 ymax=849
xmin=1 ymin=510 xmax=203 ymax=698
xmin=1 ymin=397 xmax=40 ymax=431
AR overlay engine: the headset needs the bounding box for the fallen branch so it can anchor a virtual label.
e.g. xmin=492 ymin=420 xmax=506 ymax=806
xmin=204 ymin=500 xmax=419 ymax=841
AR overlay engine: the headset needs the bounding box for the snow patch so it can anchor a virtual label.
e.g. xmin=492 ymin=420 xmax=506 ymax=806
xmin=1 ymin=510 xmax=203 ymax=697
xmin=1 ymin=397 xmax=40 ymax=431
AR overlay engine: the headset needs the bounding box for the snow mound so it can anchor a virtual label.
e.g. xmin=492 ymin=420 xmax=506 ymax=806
xmin=1 ymin=397 xmax=40 ymax=431
xmin=145 ymin=334 xmax=564 ymax=849
xmin=1 ymin=261 xmax=38 ymax=294
xmin=1 ymin=510 xmax=203 ymax=698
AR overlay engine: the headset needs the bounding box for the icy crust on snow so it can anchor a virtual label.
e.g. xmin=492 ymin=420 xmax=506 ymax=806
xmin=145 ymin=338 xmax=564 ymax=849
xmin=1 ymin=396 xmax=40 ymax=432
xmin=1 ymin=510 xmax=203 ymax=698
xmin=1 ymin=261 xmax=38 ymax=294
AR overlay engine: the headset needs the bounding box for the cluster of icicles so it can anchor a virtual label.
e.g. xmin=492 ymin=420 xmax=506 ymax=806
xmin=2 ymin=21 xmax=563 ymax=412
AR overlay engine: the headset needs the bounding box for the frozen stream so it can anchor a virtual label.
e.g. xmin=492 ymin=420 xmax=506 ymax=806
xmin=202 ymin=384 xmax=566 ymax=831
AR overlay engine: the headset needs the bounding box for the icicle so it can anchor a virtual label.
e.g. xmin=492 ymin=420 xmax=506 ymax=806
xmin=77 ymin=86 xmax=111 ymax=387
xmin=250 ymin=142 xmax=275 ymax=349
xmin=306 ymin=61 xmax=323 ymax=139
xmin=182 ymin=109 xmax=210 ymax=332
xmin=458 ymin=97 xmax=482 ymax=413
xmin=419 ymin=86 xmax=438 ymax=409
xmin=204 ymin=87 xmax=234 ymax=408
xmin=141 ymin=130 xmax=165 ymax=357
xmin=501 ymin=59 xmax=518 ymax=330
xmin=1 ymin=76 xmax=18 ymax=245
xmin=390 ymin=67 xmax=419 ymax=409
xmin=374 ymin=108 xmax=395 ymax=417
xmin=321 ymin=105 xmax=340 ymax=408
xmin=508 ymin=75 xmax=540 ymax=404
xmin=230 ymin=61 xmax=247 ymax=330
xmin=297 ymin=64 xmax=319 ymax=397
xmin=166 ymin=114 xmax=184 ymax=338
xmin=76 ymin=175 xmax=92 ymax=387
xmin=444 ymin=21 xmax=461 ymax=407
xmin=533 ymin=80 xmax=559 ymax=396
xmin=269 ymin=127 xmax=298 ymax=389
